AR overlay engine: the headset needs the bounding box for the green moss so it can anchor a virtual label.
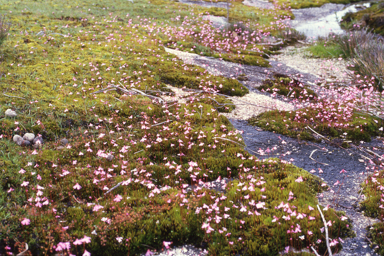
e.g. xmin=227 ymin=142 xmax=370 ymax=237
xmin=248 ymin=109 xmax=381 ymax=143
xmin=341 ymin=2 xmax=384 ymax=36
xmin=0 ymin=0 xmax=355 ymax=255
xmin=275 ymin=0 xmax=361 ymax=9
xmin=259 ymin=73 xmax=317 ymax=100
xmin=195 ymin=94 xmax=236 ymax=113
xmin=361 ymin=169 xmax=384 ymax=255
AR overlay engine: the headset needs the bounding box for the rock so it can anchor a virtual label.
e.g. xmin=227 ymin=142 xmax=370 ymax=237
xmin=56 ymin=146 xmax=65 ymax=150
xmin=13 ymin=135 xmax=23 ymax=144
xmin=5 ymin=109 xmax=17 ymax=117
xmin=21 ymin=140 xmax=31 ymax=146
xmin=60 ymin=138 xmax=69 ymax=145
xmin=23 ymin=133 xmax=35 ymax=142
xmin=106 ymin=154 xmax=114 ymax=161
xmin=33 ymin=136 xmax=44 ymax=149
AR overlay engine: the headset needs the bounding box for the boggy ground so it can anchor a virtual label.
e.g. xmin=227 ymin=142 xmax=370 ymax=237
xmin=0 ymin=0 xmax=383 ymax=256
xmin=166 ymin=44 xmax=384 ymax=256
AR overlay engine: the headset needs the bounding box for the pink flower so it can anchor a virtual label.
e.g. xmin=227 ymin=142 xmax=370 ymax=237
xmin=83 ymin=250 xmax=91 ymax=256
xmin=21 ymin=218 xmax=30 ymax=225
xmin=295 ymin=176 xmax=303 ymax=183
xmin=92 ymin=205 xmax=104 ymax=212
xmin=114 ymin=194 xmax=123 ymax=202
xmin=163 ymin=241 xmax=172 ymax=249
xmin=81 ymin=235 xmax=91 ymax=244
xmin=145 ymin=249 xmax=154 ymax=256
xmin=55 ymin=242 xmax=70 ymax=251
xmin=20 ymin=181 xmax=29 ymax=187
xmin=73 ymin=183 xmax=82 ymax=190
xmin=73 ymin=239 xmax=83 ymax=245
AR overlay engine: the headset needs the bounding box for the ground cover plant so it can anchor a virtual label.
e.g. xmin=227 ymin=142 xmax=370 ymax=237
xmin=341 ymin=1 xmax=384 ymax=36
xmin=361 ymin=169 xmax=384 ymax=254
xmin=258 ymin=73 xmax=317 ymax=100
xmin=0 ymin=0 xmax=360 ymax=255
xmin=249 ymin=79 xmax=384 ymax=143
xmin=187 ymin=0 xmax=362 ymax=9
xmin=306 ymin=29 xmax=384 ymax=91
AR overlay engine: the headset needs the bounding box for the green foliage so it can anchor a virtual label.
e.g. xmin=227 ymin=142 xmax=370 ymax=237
xmin=361 ymin=169 xmax=384 ymax=255
xmin=259 ymin=73 xmax=317 ymax=100
xmin=0 ymin=15 xmax=11 ymax=46
xmin=248 ymin=109 xmax=381 ymax=143
xmin=0 ymin=0 xmax=355 ymax=255
xmin=305 ymin=41 xmax=344 ymax=59
xmin=341 ymin=1 xmax=384 ymax=36
xmin=275 ymin=0 xmax=361 ymax=9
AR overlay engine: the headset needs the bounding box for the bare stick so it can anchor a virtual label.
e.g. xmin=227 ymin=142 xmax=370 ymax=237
xmin=16 ymin=243 xmax=28 ymax=256
xmin=360 ymin=147 xmax=384 ymax=160
xmin=213 ymin=136 xmax=260 ymax=155
xmin=309 ymin=149 xmax=329 ymax=166
xmin=151 ymin=120 xmax=172 ymax=127
xmin=73 ymin=195 xmax=83 ymax=204
xmin=317 ymin=204 xmax=333 ymax=256
xmin=3 ymin=93 xmax=25 ymax=99
xmin=104 ymin=182 xmax=122 ymax=196
xmin=306 ymin=126 xmax=330 ymax=142
xmin=310 ymin=246 xmax=321 ymax=256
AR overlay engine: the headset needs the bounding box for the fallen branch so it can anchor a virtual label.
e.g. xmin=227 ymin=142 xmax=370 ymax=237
xmin=91 ymin=83 xmax=166 ymax=104
xmin=258 ymin=40 xmax=284 ymax=46
xmin=306 ymin=126 xmax=330 ymax=142
xmin=104 ymin=182 xmax=122 ymax=196
xmin=16 ymin=243 xmax=28 ymax=256
xmin=73 ymin=195 xmax=83 ymax=204
xmin=151 ymin=120 xmax=173 ymax=127
xmin=213 ymin=136 xmax=260 ymax=155
xmin=309 ymin=149 xmax=329 ymax=166
xmin=310 ymin=246 xmax=321 ymax=256
xmin=360 ymin=147 xmax=384 ymax=161
xmin=317 ymin=204 xmax=333 ymax=256
xmin=3 ymin=93 xmax=25 ymax=99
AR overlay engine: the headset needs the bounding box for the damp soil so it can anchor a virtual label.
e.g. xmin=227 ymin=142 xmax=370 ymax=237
xmin=164 ymin=46 xmax=382 ymax=255
xmin=231 ymin=119 xmax=382 ymax=256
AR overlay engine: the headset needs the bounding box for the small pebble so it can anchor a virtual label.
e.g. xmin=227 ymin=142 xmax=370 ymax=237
xmin=106 ymin=154 xmax=114 ymax=161
xmin=23 ymin=133 xmax=35 ymax=142
xmin=13 ymin=135 xmax=23 ymax=144
xmin=21 ymin=140 xmax=31 ymax=146
xmin=60 ymin=138 xmax=69 ymax=145
xmin=33 ymin=136 xmax=44 ymax=149
xmin=5 ymin=109 xmax=17 ymax=117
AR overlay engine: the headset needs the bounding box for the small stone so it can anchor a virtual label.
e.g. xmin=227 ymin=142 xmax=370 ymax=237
xmin=33 ymin=136 xmax=44 ymax=149
xmin=13 ymin=135 xmax=23 ymax=144
xmin=60 ymin=138 xmax=69 ymax=145
xmin=21 ymin=140 xmax=31 ymax=146
xmin=56 ymin=146 xmax=65 ymax=150
xmin=5 ymin=109 xmax=17 ymax=117
xmin=33 ymin=136 xmax=43 ymax=144
xmin=106 ymin=154 xmax=114 ymax=161
xmin=23 ymin=133 xmax=35 ymax=142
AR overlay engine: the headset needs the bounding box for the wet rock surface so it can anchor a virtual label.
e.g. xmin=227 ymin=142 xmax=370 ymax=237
xmin=289 ymin=2 xmax=372 ymax=38
xmin=231 ymin=119 xmax=382 ymax=256
xmin=164 ymin=47 xmax=320 ymax=88
xmin=178 ymin=0 xmax=229 ymax=8
xmin=242 ymin=0 xmax=275 ymax=9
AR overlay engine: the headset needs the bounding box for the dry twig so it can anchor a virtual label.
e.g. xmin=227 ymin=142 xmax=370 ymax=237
xmin=309 ymin=149 xmax=329 ymax=166
xmin=16 ymin=243 xmax=28 ymax=256
xmin=317 ymin=204 xmax=333 ymax=256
